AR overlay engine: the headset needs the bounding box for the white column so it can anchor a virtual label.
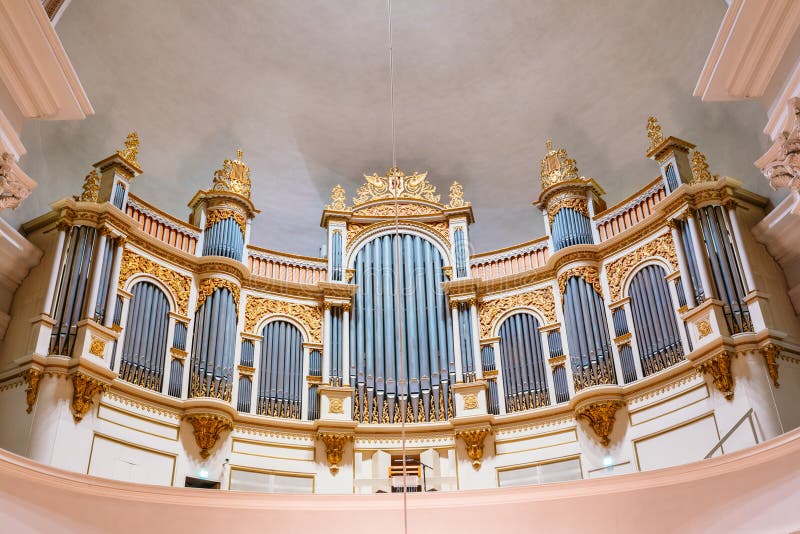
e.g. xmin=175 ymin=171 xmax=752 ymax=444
xmin=342 ymin=305 xmax=351 ymax=385
xmin=301 ymin=346 xmax=310 ymax=420
xmin=622 ymin=303 xmax=644 ymax=380
xmin=540 ymin=330 xmax=557 ymax=406
xmin=83 ymin=230 xmax=108 ymax=320
xmin=451 ymin=304 xmax=463 ymax=382
xmin=322 ymin=304 xmax=331 ymax=384
xmin=161 ymin=316 xmax=176 ymax=395
xmin=686 ymin=212 xmax=715 ymax=301
xmin=492 ymin=340 xmax=506 ymax=414
xmin=102 ymin=240 xmax=125 ymax=327
xmin=588 ymin=195 xmax=601 ymax=244
xmin=469 ymin=301 xmax=482 ymax=379
xmin=669 ymin=221 xmax=697 ymax=307
xmin=725 ymin=202 xmax=756 ymax=292
xmin=42 ymin=225 xmax=67 ymax=316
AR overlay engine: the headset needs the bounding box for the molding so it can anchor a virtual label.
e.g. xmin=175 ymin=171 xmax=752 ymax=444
xmin=694 ymin=0 xmax=800 ymax=101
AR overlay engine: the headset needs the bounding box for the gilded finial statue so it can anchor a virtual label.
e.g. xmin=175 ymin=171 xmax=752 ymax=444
xmin=212 ymin=148 xmax=252 ymax=199
xmin=690 ymin=150 xmax=716 ymax=183
xmin=540 ymin=139 xmax=579 ymax=189
xmin=646 ymin=116 xmax=664 ymax=153
xmin=448 ymin=181 xmax=468 ymax=208
xmin=79 ymin=169 xmax=100 ymax=202
xmin=117 ymin=132 xmax=140 ymax=166
xmin=353 ymin=166 xmax=440 ymax=205
xmin=326 ymin=184 xmax=347 ymax=211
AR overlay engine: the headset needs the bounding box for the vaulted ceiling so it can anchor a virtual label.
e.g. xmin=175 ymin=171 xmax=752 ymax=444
xmin=13 ymin=0 xmax=770 ymax=256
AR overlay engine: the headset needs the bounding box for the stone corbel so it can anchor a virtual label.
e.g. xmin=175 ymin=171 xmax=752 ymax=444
xmin=455 ymin=427 xmax=491 ymax=469
xmin=71 ymin=372 xmax=109 ymax=422
xmin=761 ymin=344 xmax=781 ymax=388
xmin=0 ymin=152 xmax=35 ymax=212
xmin=696 ymin=351 xmax=734 ymax=400
xmin=22 ymin=368 xmax=42 ymax=414
xmin=576 ymin=400 xmax=624 ymax=447
xmin=184 ymin=414 xmax=233 ymax=458
xmin=317 ymin=432 xmax=353 ymax=474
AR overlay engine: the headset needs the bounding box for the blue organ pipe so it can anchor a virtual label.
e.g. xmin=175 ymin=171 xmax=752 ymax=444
xmin=382 ymin=236 xmax=396 ymax=396
xmin=679 ymin=220 xmax=705 ymax=301
xmin=433 ymin=256 xmax=448 ymax=383
xmin=553 ymin=365 xmax=569 ymax=403
xmin=481 ymin=345 xmax=495 ymax=372
xmin=168 ymin=359 xmax=182 ymax=397
xmin=675 ymin=278 xmax=688 ymax=308
xmin=276 ymin=321 xmax=286 ymax=404
xmin=331 ymin=232 xmax=343 ymax=281
xmin=548 ymin=331 xmax=563 ymax=358
xmin=424 ymin=242 xmax=439 ymax=391
xmin=402 ymin=235 xmax=416 ymax=394
xmin=372 ymin=239 xmax=384 ymax=391
xmin=414 ymin=237 xmax=430 ymax=391
xmin=619 ymin=344 xmax=637 ymax=383
xmin=112 ymin=182 xmax=126 ymax=208
xmin=454 ymin=228 xmax=467 ymax=277
xmin=237 ymin=377 xmax=251 ymax=412
xmin=511 ymin=315 xmax=529 ymax=393
xmin=356 ymin=252 xmax=365 ymax=385
xmin=94 ymin=239 xmax=115 ymax=321
xmin=364 ymin=242 xmax=375 ymax=390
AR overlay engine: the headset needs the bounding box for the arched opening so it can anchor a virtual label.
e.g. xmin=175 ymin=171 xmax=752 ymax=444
xmin=256 ymin=320 xmax=304 ymax=419
xmin=120 ymin=281 xmax=170 ymax=391
xmin=498 ymin=312 xmax=549 ymax=412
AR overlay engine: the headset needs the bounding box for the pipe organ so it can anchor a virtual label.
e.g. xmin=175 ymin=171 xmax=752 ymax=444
xmin=1 ymin=118 xmax=799 ymax=492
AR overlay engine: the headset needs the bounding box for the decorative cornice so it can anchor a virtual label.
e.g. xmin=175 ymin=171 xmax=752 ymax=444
xmin=244 ymin=295 xmax=322 ymax=343
xmin=206 ymin=209 xmax=246 ymax=236
xmin=196 ymin=278 xmax=240 ymax=308
xmin=576 ymin=400 xmax=624 ymax=447
xmin=557 ymin=266 xmax=602 ymax=298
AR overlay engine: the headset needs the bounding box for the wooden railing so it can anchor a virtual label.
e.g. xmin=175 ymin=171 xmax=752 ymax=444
xmin=471 ymin=238 xmax=549 ymax=280
xmin=595 ymin=179 xmax=666 ymax=241
xmin=126 ymin=196 xmax=199 ymax=254
xmin=248 ymin=247 xmax=327 ymax=284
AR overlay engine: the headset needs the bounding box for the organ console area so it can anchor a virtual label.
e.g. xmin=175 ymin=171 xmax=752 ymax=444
xmin=0 ymin=117 xmax=797 ymax=494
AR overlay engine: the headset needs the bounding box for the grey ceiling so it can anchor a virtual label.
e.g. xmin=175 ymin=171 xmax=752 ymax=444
xmin=12 ymin=0 xmax=772 ymax=257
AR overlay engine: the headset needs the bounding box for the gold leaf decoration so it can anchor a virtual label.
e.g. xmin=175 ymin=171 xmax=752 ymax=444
xmin=345 ymin=221 xmax=450 ymax=251
xmin=184 ymin=414 xmax=233 ymax=458
xmin=690 ymin=150 xmax=717 ymax=183
xmin=118 ymin=249 xmax=191 ymax=315
xmin=353 ymin=203 xmax=440 ymax=217
xmin=244 ymin=295 xmax=322 ymax=343
xmin=558 ymin=266 xmax=603 ymax=300
xmin=212 ymin=148 xmax=251 ymax=199
xmin=196 ymin=278 xmax=240 ymax=308
xmin=71 ymin=373 xmax=108 ymax=422
xmin=205 ymin=208 xmax=246 ymax=237
xmin=576 ymin=400 xmax=624 ymax=447
xmin=326 ymin=184 xmax=348 ymax=211
xmin=604 ymin=232 xmax=678 ymax=302
xmin=697 ymin=351 xmax=734 ymax=400
xmin=455 ymin=427 xmax=491 ymax=469
xmin=117 ymin=131 xmax=140 ymax=167
xmin=540 ymin=139 xmax=580 ymax=189
xmin=646 ymin=116 xmax=664 ymax=154
xmin=448 ymin=181 xmax=469 ymax=208
xmin=79 ymin=170 xmax=101 ymax=202
xmin=546 ymin=193 xmax=589 ymax=224
xmin=353 ymin=166 xmax=440 ymax=205
xmin=479 ymin=286 xmax=556 ymax=338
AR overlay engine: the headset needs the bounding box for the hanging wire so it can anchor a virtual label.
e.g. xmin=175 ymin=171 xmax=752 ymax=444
xmin=386 ymin=0 xmax=409 ymax=531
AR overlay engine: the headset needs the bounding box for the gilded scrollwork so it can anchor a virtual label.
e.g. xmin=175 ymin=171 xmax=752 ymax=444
xmin=79 ymin=170 xmax=101 ymax=202
xmin=118 ymin=249 xmax=191 ymax=315
xmin=479 ymin=287 xmax=556 ymax=338
xmin=117 ymin=131 xmax=140 ymax=167
xmin=448 ymin=181 xmax=469 ymax=208
xmin=690 ymin=150 xmax=717 ymax=183
xmin=244 ymin=295 xmax=322 ymax=343
xmin=205 ymin=209 xmax=246 ymax=236
xmin=761 ymin=344 xmax=781 ymax=388
xmin=89 ymin=337 xmax=106 ymax=358
xmin=557 ymin=266 xmax=602 ymax=299
xmin=546 ymin=193 xmax=589 ymax=224
xmin=212 ymin=148 xmax=251 ymax=199
xmin=455 ymin=427 xmax=491 ymax=469
xmin=604 ymin=233 xmax=679 ymax=301
xmin=23 ymin=369 xmax=42 ymax=414
xmin=326 ymin=184 xmax=348 ymax=211
xmin=646 ymin=116 xmax=664 ymax=154
xmin=345 ymin=220 xmax=450 ymax=251
xmin=71 ymin=373 xmax=109 ymax=422
xmin=540 ymin=139 xmax=580 ymax=189
xmin=184 ymin=414 xmax=233 ymax=458
xmin=697 ymin=351 xmax=734 ymax=400
xmin=318 ymin=432 xmax=352 ymax=474
xmin=576 ymin=400 xmax=624 ymax=447
xmin=196 ymin=278 xmax=240 ymax=308
xmin=353 ymin=166 xmax=440 ymax=205
xmin=353 ymin=203 xmax=440 ymax=217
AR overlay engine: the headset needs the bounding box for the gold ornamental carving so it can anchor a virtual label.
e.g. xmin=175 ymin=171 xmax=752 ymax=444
xmin=448 ymin=181 xmax=469 ymax=208
xmin=318 ymin=432 xmax=352 ymax=474
xmin=353 ymin=166 xmax=440 ymax=205
xmin=353 ymin=202 xmax=440 ymax=217
xmin=184 ymin=414 xmax=233 ymax=458
xmin=244 ymin=295 xmax=322 ymax=343
xmin=455 ymin=427 xmax=491 ymax=469
xmin=761 ymin=344 xmax=781 ymax=388
xmin=71 ymin=373 xmax=109 ymax=422
xmin=326 ymin=184 xmax=348 ymax=211
xmin=117 ymin=131 xmax=140 ymax=167
xmin=79 ymin=170 xmax=101 ymax=202
xmin=697 ymin=352 xmax=734 ymax=400
xmin=546 ymin=193 xmax=589 ymax=224
xmin=212 ymin=148 xmax=251 ymax=199
xmin=604 ymin=233 xmax=679 ymax=301
xmin=23 ymin=368 xmax=42 ymax=414
xmin=646 ymin=116 xmax=664 ymax=154
xmin=558 ymin=266 xmax=602 ymax=299
xmin=118 ymin=249 xmax=191 ymax=315
xmin=205 ymin=209 xmax=246 ymax=237
xmin=576 ymin=400 xmax=624 ymax=447
xmin=329 ymin=398 xmax=344 ymax=414
xmin=345 ymin=220 xmax=450 ymax=251
xmin=463 ymin=393 xmax=478 ymax=410
xmin=479 ymin=287 xmax=556 ymax=338
xmin=697 ymin=317 xmax=712 ymax=339
xmin=690 ymin=150 xmax=717 ymax=184
xmin=89 ymin=337 xmax=106 ymax=358
xmin=196 ymin=278 xmax=240 ymax=308
xmin=540 ymin=140 xmax=580 ymax=189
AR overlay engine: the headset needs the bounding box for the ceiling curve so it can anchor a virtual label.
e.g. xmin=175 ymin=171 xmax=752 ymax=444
xmin=12 ymin=0 xmax=770 ymax=256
